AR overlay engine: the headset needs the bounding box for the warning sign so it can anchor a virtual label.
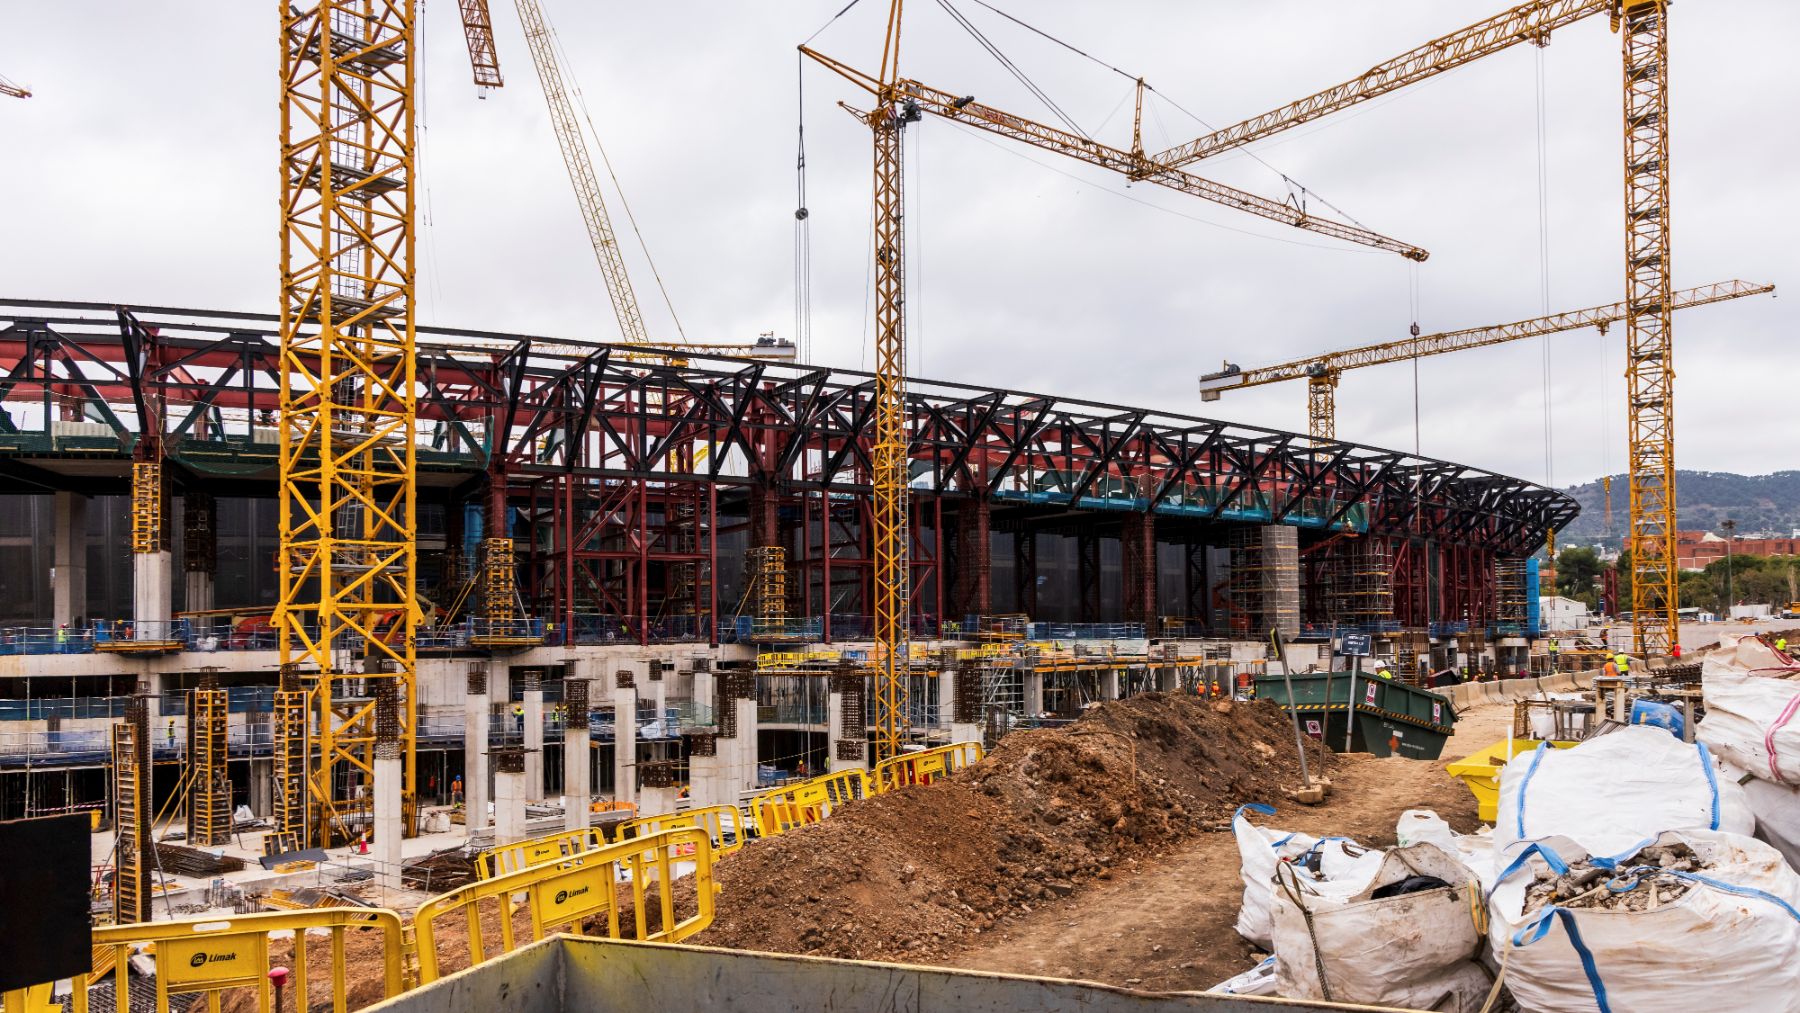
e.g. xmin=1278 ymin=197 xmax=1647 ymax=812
xmin=1364 ymin=682 xmax=1378 ymax=705
xmin=1304 ymin=719 xmax=1323 ymax=738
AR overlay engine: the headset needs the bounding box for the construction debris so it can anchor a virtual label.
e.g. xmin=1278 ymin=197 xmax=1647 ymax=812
xmin=153 ymin=842 xmax=245 ymax=877
xmin=1522 ymin=843 xmax=1699 ymax=914
xmin=402 ymin=846 xmax=480 ymax=892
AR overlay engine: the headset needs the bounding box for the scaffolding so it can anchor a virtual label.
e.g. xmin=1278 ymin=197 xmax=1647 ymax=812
xmin=130 ymin=460 xmax=162 ymax=554
xmin=110 ymin=697 xmax=150 ymax=925
xmin=186 ymin=685 xmax=232 ymax=846
xmin=1495 ymin=558 xmax=1529 ymax=634
xmin=1323 ymin=539 xmax=1395 ymax=629
xmin=747 ymin=545 xmax=788 ymax=622
xmin=271 ymin=683 xmax=310 ymax=851
xmin=1229 ymin=527 xmax=1300 ymax=638
xmin=482 ymin=537 xmax=516 ymax=624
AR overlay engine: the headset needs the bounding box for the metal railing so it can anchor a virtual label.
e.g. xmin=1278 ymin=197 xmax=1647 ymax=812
xmin=617 ymin=804 xmax=746 ymax=858
xmin=413 ymin=827 xmax=716 ymax=983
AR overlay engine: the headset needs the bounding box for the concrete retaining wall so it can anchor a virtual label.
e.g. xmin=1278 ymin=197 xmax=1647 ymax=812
xmin=1441 ymin=670 xmax=1593 ymax=711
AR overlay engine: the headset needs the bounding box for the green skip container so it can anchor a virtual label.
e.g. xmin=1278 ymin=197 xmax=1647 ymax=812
xmin=1253 ymin=671 xmax=1456 ymax=760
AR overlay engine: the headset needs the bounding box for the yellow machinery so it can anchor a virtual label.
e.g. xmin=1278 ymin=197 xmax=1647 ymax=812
xmin=186 ymin=684 xmax=233 ymax=847
xmin=1149 ymin=0 xmax=1684 ymax=653
xmin=276 ymin=1 xmax=421 ymax=847
xmin=110 ymin=709 xmax=150 ymax=926
xmin=1198 ymin=280 xmax=1773 ymax=441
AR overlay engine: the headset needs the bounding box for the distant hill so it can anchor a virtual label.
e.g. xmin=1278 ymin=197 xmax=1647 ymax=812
xmin=1559 ymin=471 xmax=1800 ymax=543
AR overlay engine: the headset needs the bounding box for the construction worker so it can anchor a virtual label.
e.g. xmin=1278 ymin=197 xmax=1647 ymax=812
xmin=1777 ymin=636 xmax=1789 ymax=655
xmin=451 ymin=775 xmax=464 ymax=805
xmin=512 ymin=702 xmax=524 ymax=735
xmin=1601 ymin=657 xmax=1619 ymax=680
xmin=55 ymin=622 xmax=69 ymax=653
xmin=1375 ymin=666 xmax=1394 ymax=681
xmin=1547 ymin=637 xmax=1560 ymax=672
xmin=1615 ymin=653 xmax=1631 ymax=676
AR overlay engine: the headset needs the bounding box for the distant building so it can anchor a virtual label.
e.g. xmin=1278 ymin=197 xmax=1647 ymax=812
xmin=1676 ymin=530 xmax=1800 ymax=571
xmin=1539 ymin=595 xmax=1591 ymax=632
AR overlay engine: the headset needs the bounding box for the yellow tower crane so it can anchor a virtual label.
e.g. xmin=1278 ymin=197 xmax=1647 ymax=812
xmin=277 ymin=1 xmax=420 ymax=847
xmin=804 ymin=2 xmax=1427 ymax=760
xmin=1150 ymin=0 xmax=1682 ymax=654
xmin=0 ymin=74 xmax=29 ymax=99
xmin=1198 ymin=280 xmax=1774 ymax=441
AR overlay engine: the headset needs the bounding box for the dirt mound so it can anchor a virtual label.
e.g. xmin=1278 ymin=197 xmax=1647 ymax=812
xmin=701 ymin=693 xmax=1326 ymax=961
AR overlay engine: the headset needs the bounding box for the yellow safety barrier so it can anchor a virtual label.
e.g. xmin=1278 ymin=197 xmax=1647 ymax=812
xmin=755 ymin=649 xmax=840 ymax=670
xmin=0 ymin=907 xmax=407 ymax=1013
xmin=475 ymin=825 xmax=608 ymax=880
xmin=870 ymin=741 xmax=984 ymax=794
xmin=750 ymin=768 xmax=868 ymax=837
xmin=617 ymin=804 xmax=746 ymax=858
xmin=412 ymin=827 xmax=715 ymax=984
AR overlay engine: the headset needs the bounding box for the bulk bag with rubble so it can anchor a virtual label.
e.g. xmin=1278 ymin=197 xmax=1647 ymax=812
xmin=1494 ymin=725 xmax=1753 ymax=858
xmin=1230 ymin=803 xmax=1382 ymax=950
xmin=1697 ymin=634 xmax=1800 ymax=784
xmin=1487 ymin=829 xmax=1800 ymax=1013
xmin=1268 ymin=841 xmax=1494 ymax=1012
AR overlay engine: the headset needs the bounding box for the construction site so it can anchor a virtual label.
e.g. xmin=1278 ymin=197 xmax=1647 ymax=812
xmin=1 ymin=2 xmax=1795 ymax=1012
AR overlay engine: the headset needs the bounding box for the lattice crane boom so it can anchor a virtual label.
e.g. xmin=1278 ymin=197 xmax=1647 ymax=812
xmin=0 ymin=76 xmax=29 ymax=99
xmin=1152 ymin=0 xmax=1612 ymax=168
xmin=511 ymin=0 xmax=652 ymax=347
xmin=457 ymin=0 xmax=505 ymax=87
xmin=1199 ymin=279 xmax=1772 ymax=402
xmin=799 ymin=47 xmax=1429 ymax=262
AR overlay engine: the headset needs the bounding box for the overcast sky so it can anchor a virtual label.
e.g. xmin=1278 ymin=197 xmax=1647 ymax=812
xmin=2 ymin=1 xmax=1793 ymax=489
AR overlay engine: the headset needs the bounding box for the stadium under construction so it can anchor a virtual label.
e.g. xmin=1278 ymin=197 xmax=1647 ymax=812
xmin=0 ymin=298 xmax=1576 ymax=827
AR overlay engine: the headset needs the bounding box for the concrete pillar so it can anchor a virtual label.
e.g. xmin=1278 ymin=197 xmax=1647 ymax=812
xmin=493 ymin=749 xmax=529 ymax=845
xmin=133 ymin=551 xmax=172 ymax=638
xmin=1024 ymin=670 xmax=1045 ymax=717
xmin=1101 ymin=669 xmax=1121 ymax=701
xmin=1157 ymin=667 xmax=1179 ymax=693
xmin=562 ymin=678 xmax=591 ymax=832
xmin=52 ymin=491 xmax=87 ymax=627
xmin=639 ymin=785 xmax=681 ymax=817
xmin=953 ymin=498 xmax=992 ymax=619
xmin=939 ymin=666 xmax=982 ymax=744
xmin=734 ymin=696 xmax=760 ymax=793
xmin=463 ymin=664 xmax=490 ymax=830
xmin=248 ymin=757 xmax=273 ymax=817
xmin=522 ymin=670 xmax=545 ymax=801
xmin=826 ymin=668 xmax=864 ymax=774
xmin=373 ymin=748 xmax=403 ymax=889
xmin=1259 ymin=525 xmax=1301 ymax=640
xmin=612 ymin=681 xmax=638 ymax=809
xmin=182 ymin=492 xmax=216 ymax=615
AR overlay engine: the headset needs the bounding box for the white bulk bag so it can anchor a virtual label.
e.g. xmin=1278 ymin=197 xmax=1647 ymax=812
xmin=1398 ymin=809 xmax=1496 ymax=888
xmin=1270 ymin=842 xmax=1491 ymax=1012
xmin=1495 ymin=725 xmax=1753 ymax=859
xmin=1698 ymin=665 xmax=1800 ymax=785
xmin=1488 ymin=830 xmax=1800 ymax=1013
xmin=1230 ymin=804 xmax=1379 ymax=950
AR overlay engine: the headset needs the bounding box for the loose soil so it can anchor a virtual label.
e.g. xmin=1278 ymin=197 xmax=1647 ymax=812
xmin=700 ymin=693 xmax=1332 ymax=962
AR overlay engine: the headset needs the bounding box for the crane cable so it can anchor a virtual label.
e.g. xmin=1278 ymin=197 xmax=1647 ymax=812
xmin=795 ymin=54 xmax=814 ymax=363
xmin=543 ymin=5 xmax=689 ymax=343
xmin=1535 ymin=46 xmax=1555 ymax=490
xmin=953 ymin=1 xmax=1376 ymax=233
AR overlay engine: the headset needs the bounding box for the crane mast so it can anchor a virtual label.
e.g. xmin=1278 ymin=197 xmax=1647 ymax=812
xmin=1619 ymin=0 xmax=1676 ymax=655
xmin=512 ymin=0 xmax=653 ymax=347
xmin=277 ymin=0 xmax=420 ymax=847
xmin=867 ymin=1 xmax=914 ymax=764
xmin=457 ymin=0 xmax=504 ymax=87
xmin=1160 ymin=0 xmax=1683 ymax=654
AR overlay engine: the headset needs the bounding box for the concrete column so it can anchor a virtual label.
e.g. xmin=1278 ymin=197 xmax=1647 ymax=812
xmin=493 ymin=749 xmax=529 ymax=845
xmin=373 ymin=748 xmax=403 ymax=889
xmin=52 ymin=491 xmax=87 ymax=627
xmin=563 ymin=678 xmax=591 ymax=832
xmin=1024 ymin=670 xmax=1045 ymax=717
xmin=939 ymin=666 xmax=982 ymax=744
xmin=1259 ymin=525 xmax=1301 ymax=640
xmin=733 ymin=696 xmax=760 ymax=793
xmin=522 ymin=670 xmax=545 ymax=801
xmin=612 ymin=681 xmax=638 ymax=809
xmin=463 ymin=664 xmax=490 ymax=830
xmin=182 ymin=492 xmax=216 ymax=615
xmin=687 ymin=744 xmax=724 ymax=809
xmin=1101 ymin=669 xmax=1121 ymax=701
xmin=1157 ymin=667 xmax=1179 ymax=693
xmin=248 ymin=757 xmax=273 ymax=817
xmin=639 ymin=785 xmax=681 ymax=817
xmin=133 ymin=551 xmax=172 ymax=638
